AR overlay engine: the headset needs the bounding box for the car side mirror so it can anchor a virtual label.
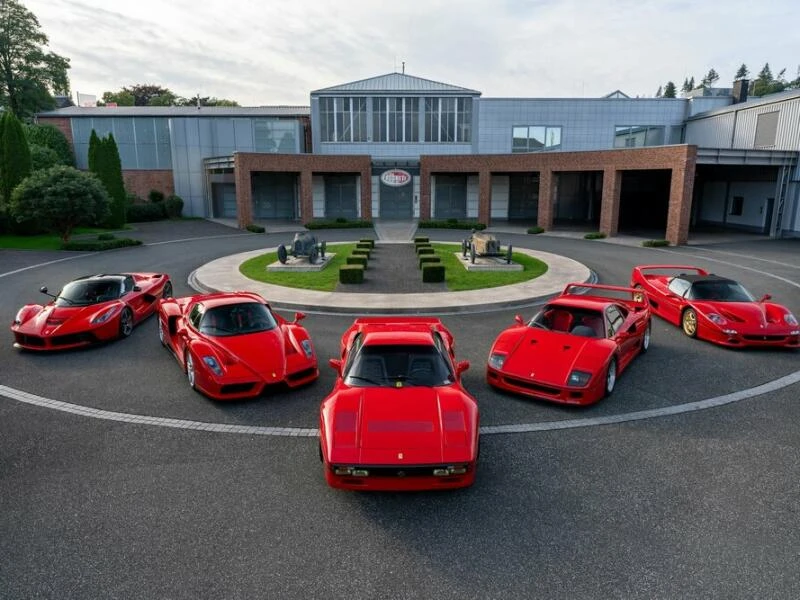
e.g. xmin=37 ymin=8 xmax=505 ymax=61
xmin=328 ymin=358 xmax=342 ymax=374
xmin=759 ymin=294 xmax=771 ymax=302
xmin=40 ymin=286 xmax=48 ymax=295
xmin=514 ymin=314 xmax=524 ymax=325
xmin=456 ymin=360 xmax=470 ymax=375
xmin=294 ymin=311 xmax=306 ymax=323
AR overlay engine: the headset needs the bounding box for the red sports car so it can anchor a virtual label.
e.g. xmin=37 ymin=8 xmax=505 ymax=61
xmin=486 ymin=283 xmax=651 ymax=405
xmin=157 ymin=291 xmax=318 ymax=400
xmin=320 ymin=317 xmax=479 ymax=491
xmin=11 ymin=272 xmax=172 ymax=351
xmin=630 ymin=265 xmax=800 ymax=348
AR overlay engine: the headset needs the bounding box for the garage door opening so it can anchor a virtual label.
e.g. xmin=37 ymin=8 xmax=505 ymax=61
xmin=252 ymin=172 xmax=298 ymax=220
xmin=552 ymin=172 xmax=602 ymax=230
xmin=618 ymin=170 xmax=671 ymax=237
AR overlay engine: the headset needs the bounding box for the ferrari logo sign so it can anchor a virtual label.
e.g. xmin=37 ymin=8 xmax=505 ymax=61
xmin=397 ymin=452 xmax=404 ymax=460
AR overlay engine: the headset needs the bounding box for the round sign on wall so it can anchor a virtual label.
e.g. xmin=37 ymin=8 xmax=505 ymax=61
xmin=380 ymin=169 xmax=412 ymax=187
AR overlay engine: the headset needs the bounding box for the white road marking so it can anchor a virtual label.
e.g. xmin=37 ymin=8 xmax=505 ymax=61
xmin=2 ymin=370 xmax=798 ymax=437
xmin=0 ymin=254 xmax=93 ymax=278
xmin=684 ymin=247 xmax=800 ymax=270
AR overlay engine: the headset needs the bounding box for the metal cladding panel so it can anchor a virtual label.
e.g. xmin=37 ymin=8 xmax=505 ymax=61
xmin=685 ymin=113 xmax=735 ymax=148
xmin=731 ymin=100 xmax=800 ymax=150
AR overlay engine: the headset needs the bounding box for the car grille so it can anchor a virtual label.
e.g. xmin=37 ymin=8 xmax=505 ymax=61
xmin=336 ymin=465 xmax=469 ymax=478
xmin=51 ymin=332 xmax=96 ymax=346
xmin=220 ymin=383 xmax=257 ymax=395
xmin=503 ymin=375 xmax=561 ymax=396
xmin=14 ymin=333 xmax=45 ymax=347
xmin=742 ymin=334 xmax=788 ymax=342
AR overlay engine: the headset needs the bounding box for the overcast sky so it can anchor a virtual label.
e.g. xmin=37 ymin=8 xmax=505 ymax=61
xmin=27 ymin=0 xmax=799 ymax=106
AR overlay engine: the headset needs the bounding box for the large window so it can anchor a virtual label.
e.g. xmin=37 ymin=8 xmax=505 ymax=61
xmin=372 ymin=97 xmax=419 ymax=142
xmin=254 ymin=119 xmax=298 ymax=153
xmin=512 ymin=126 xmax=562 ymax=152
xmin=424 ymin=97 xmax=472 ymax=143
xmin=613 ymin=126 xmax=665 ymax=148
xmin=319 ymin=97 xmax=367 ymax=142
xmin=72 ymin=117 xmax=171 ymax=169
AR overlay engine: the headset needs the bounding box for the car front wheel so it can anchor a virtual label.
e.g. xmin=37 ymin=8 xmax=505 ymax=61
xmin=604 ymin=357 xmax=617 ymax=397
xmin=682 ymin=308 xmax=698 ymax=338
xmin=186 ymin=352 xmax=196 ymax=389
xmin=641 ymin=321 xmax=651 ymax=353
xmin=119 ymin=308 xmax=134 ymax=338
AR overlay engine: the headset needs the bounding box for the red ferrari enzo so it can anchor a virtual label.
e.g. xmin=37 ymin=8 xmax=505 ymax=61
xmin=630 ymin=265 xmax=800 ymax=348
xmin=486 ymin=283 xmax=651 ymax=405
xmin=157 ymin=291 xmax=318 ymax=400
xmin=320 ymin=317 xmax=479 ymax=491
xmin=11 ymin=273 xmax=172 ymax=351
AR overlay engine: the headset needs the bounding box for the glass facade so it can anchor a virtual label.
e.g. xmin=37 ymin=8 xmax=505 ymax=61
xmin=424 ymin=97 xmax=472 ymax=143
xmin=319 ymin=97 xmax=368 ymax=142
xmin=613 ymin=126 xmax=665 ymax=148
xmin=254 ymin=119 xmax=299 ymax=152
xmin=512 ymin=126 xmax=562 ymax=152
xmin=72 ymin=117 xmax=172 ymax=169
xmin=372 ymin=97 xmax=419 ymax=142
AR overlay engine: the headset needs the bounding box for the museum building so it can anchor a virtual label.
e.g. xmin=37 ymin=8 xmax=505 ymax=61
xmin=37 ymin=72 xmax=800 ymax=245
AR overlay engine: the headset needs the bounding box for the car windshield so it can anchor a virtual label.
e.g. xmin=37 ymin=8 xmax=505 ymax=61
xmin=689 ymin=280 xmax=755 ymax=302
xmin=529 ymin=305 xmax=605 ymax=337
xmin=56 ymin=279 xmax=122 ymax=306
xmin=198 ymin=302 xmax=277 ymax=336
xmin=345 ymin=344 xmax=454 ymax=388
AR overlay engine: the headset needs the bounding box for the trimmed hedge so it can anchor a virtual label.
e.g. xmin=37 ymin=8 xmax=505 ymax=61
xmin=417 ymin=246 xmax=434 ymax=256
xmin=359 ymin=238 xmax=375 ymax=248
xmin=527 ymin=226 xmax=545 ymax=234
xmin=127 ymin=203 xmax=166 ymax=222
xmin=642 ymin=239 xmax=670 ymax=247
xmin=246 ymin=224 xmax=265 ymax=233
xmin=413 ymin=236 xmax=430 ymax=244
xmin=306 ymin=218 xmax=373 ymax=230
xmin=353 ymin=248 xmax=370 ymax=258
xmin=97 ymin=233 xmax=115 ymax=241
xmin=339 ymin=264 xmax=364 ymax=283
xmin=584 ymin=232 xmax=607 ymax=240
xmin=422 ymin=264 xmax=445 ymax=282
xmin=61 ymin=238 xmax=142 ymax=251
xmin=419 ymin=255 xmax=441 ymax=269
xmin=164 ymin=194 xmax=184 ymax=218
xmin=418 ymin=220 xmax=486 ymax=230
xmin=346 ymin=255 xmax=368 ymax=268
xmin=356 ymin=242 xmax=372 ymax=250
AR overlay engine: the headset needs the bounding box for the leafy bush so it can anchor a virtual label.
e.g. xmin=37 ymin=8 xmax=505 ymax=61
xmin=419 ymin=255 xmax=441 ymax=269
xmin=97 ymin=233 xmax=116 ymax=241
xmin=127 ymin=203 xmax=166 ymax=222
xmin=346 ymin=255 xmax=368 ymax=268
xmin=339 ymin=265 xmax=365 ymax=284
xmin=29 ymin=145 xmax=61 ymax=171
xmin=422 ymin=264 xmax=445 ymax=282
xmin=9 ymin=166 xmax=110 ymax=242
xmin=61 ymin=238 xmax=142 ymax=251
xmin=164 ymin=194 xmax=184 ymax=219
xmin=24 ymin=124 xmax=74 ymax=166
xmin=148 ymin=189 xmax=165 ymax=203
xmin=642 ymin=239 xmax=670 ymax=247
xmin=584 ymin=232 xmax=607 ymax=240
xmin=305 ymin=219 xmax=373 ymax=230
xmin=359 ymin=238 xmax=375 ymax=248
xmin=418 ymin=220 xmax=486 ymax=230
xmin=527 ymin=226 xmax=545 ymax=234
xmin=246 ymin=224 xmax=265 ymax=233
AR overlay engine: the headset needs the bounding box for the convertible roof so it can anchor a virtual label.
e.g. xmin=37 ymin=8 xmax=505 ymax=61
xmin=674 ymin=273 xmax=735 ymax=284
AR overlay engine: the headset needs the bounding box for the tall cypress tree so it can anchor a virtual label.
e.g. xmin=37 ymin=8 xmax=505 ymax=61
xmin=88 ymin=129 xmax=100 ymax=172
xmin=102 ymin=134 xmax=127 ymax=228
xmin=0 ymin=110 xmax=32 ymax=209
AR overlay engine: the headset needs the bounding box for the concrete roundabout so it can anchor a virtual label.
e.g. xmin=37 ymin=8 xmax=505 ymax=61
xmin=2 ymin=220 xmax=799 ymax=599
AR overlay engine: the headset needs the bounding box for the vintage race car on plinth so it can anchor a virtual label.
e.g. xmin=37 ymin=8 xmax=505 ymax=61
xmin=277 ymin=232 xmax=326 ymax=264
xmin=462 ymin=230 xmax=512 ymax=264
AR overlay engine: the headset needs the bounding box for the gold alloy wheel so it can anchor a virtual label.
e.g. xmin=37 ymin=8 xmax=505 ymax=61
xmin=682 ymin=308 xmax=698 ymax=337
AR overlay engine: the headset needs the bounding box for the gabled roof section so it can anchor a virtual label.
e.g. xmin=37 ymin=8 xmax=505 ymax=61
xmin=312 ymin=73 xmax=480 ymax=96
xmin=603 ymin=90 xmax=630 ymax=99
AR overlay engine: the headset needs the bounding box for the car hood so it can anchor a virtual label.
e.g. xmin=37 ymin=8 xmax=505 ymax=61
xmin=18 ymin=303 xmax=116 ymax=335
xmin=695 ymin=301 xmax=791 ymax=330
xmin=502 ymin=328 xmax=611 ymax=385
xmin=210 ymin=328 xmax=286 ymax=379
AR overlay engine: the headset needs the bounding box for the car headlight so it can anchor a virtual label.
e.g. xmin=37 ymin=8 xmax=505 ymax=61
xmin=13 ymin=308 xmax=25 ymax=325
xmin=488 ymin=353 xmax=507 ymax=370
xmin=785 ymin=313 xmax=798 ymax=326
xmin=91 ymin=306 xmax=120 ymax=324
xmin=202 ymin=356 xmax=223 ymax=376
xmin=301 ymin=339 xmax=314 ymax=358
xmin=567 ymin=370 xmax=592 ymax=387
xmin=707 ymin=313 xmax=727 ymax=326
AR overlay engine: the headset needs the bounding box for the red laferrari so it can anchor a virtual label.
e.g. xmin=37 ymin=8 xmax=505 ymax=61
xmin=486 ymin=283 xmax=651 ymax=405
xmin=157 ymin=291 xmax=318 ymax=400
xmin=11 ymin=273 xmax=172 ymax=351
xmin=630 ymin=265 xmax=800 ymax=348
xmin=320 ymin=317 xmax=479 ymax=491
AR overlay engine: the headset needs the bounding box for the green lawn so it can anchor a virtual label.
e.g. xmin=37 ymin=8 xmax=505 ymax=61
xmin=239 ymin=242 xmax=548 ymax=292
xmin=240 ymin=244 xmax=358 ymax=291
xmin=0 ymin=227 xmax=131 ymax=250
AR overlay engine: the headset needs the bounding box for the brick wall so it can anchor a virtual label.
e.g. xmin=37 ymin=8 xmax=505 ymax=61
xmin=123 ymin=171 xmax=175 ymax=201
xmin=35 ymin=116 xmax=73 ymax=147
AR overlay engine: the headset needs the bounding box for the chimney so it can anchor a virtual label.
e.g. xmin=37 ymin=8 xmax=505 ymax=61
xmin=732 ymin=79 xmax=748 ymax=104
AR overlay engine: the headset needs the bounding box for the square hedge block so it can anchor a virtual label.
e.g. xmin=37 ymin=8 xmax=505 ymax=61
xmin=339 ymin=265 xmax=364 ymax=283
xmin=346 ymin=255 xmax=368 ymax=268
xmin=422 ymin=264 xmax=445 ymax=282
xmin=419 ymin=255 xmax=442 ymax=269
xmin=358 ymin=239 xmax=375 ymax=248
xmin=416 ymin=246 xmax=434 ymax=256
xmin=414 ymin=236 xmax=430 ymax=244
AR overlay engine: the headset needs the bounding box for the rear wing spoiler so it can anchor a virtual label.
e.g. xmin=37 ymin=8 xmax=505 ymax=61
xmin=353 ymin=316 xmax=443 ymax=326
xmin=633 ymin=265 xmax=709 ymax=276
xmin=561 ymin=282 xmax=648 ymax=307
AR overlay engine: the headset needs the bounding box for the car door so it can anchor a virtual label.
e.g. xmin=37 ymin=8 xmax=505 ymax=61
xmin=608 ymin=304 xmax=639 ymax=369
xmin=176 ymin=302 xmax=203 ymax=366
xmin=660 ymin=277 xmax=690 ymax=325
xmin=122 ymin=275 xmax=150 ymax=322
